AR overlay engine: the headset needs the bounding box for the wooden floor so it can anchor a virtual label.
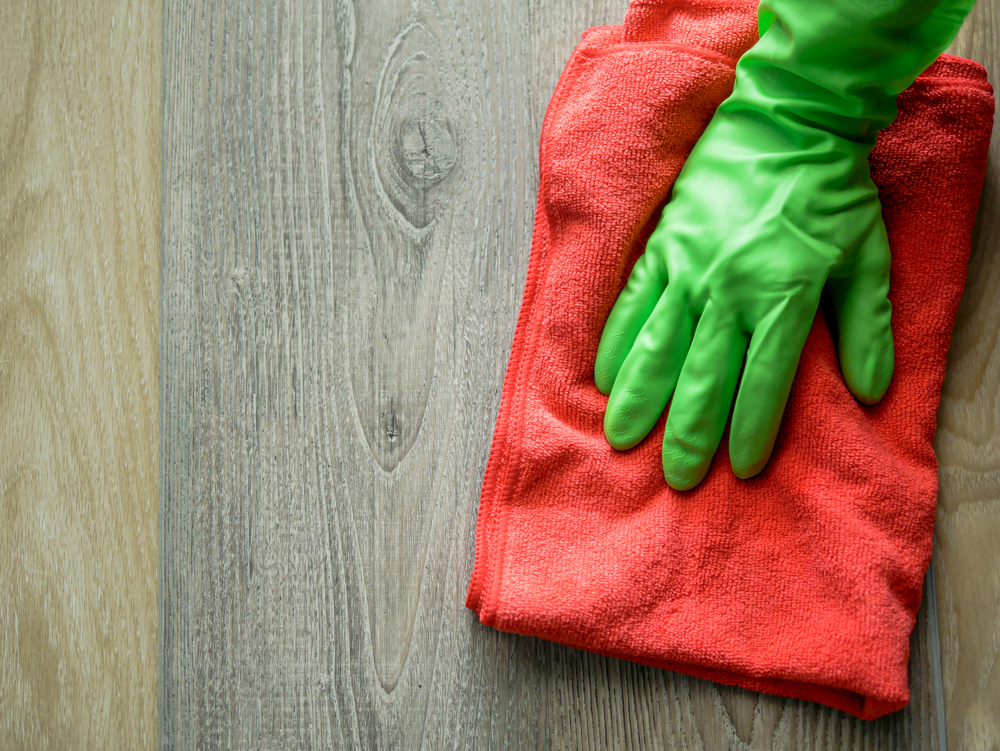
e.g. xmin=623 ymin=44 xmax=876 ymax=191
xmin=156 ymin=0 xmax=993 ymax=749
xmin=0 ymin=0 xmax=160 ymax=749
xmin=938 ymin=3 xmax=1000 ymax=749
xmin=2 ymin=0 xmax=999 ymax=749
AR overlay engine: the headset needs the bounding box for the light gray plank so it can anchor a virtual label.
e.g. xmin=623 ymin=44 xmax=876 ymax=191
xmin=936 ymin=1 xmax=1000 ymax=748
xmin=161 ymin=0 xmax=945 ymax=748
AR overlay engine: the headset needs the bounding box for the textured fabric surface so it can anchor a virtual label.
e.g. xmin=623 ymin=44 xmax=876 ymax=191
xmin=466 ymin=0 xmax=994 ymax=720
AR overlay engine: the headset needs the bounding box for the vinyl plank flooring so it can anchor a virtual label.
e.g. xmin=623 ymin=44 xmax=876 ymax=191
xmin=0 ymin=1 xmax=161 ymax=748
xmin=938 ymin=2 xmax=1000 ymax=749
xmin=161 ymin=1 xmax=953 ymax=748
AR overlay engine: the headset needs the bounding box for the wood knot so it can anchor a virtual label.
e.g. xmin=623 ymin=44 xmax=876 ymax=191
xmin=383 ymin=404 xmax=402 ymax=444
xmin=373 ymin=25 xmax=460 ymax=229
xmin=400 ymin=118 xmax=456 ymax=188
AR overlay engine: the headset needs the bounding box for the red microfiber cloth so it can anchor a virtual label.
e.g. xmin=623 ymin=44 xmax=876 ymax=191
xmin=466 ymin=0 xmax=994 ymax=720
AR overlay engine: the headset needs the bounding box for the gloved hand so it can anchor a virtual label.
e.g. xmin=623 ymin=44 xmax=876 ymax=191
xmin=595 ymin=0 xmax=974 ymax=490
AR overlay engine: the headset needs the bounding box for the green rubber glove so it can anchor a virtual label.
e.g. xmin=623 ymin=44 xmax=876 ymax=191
xmin=595 ymin=0 xmax=975 ymax=490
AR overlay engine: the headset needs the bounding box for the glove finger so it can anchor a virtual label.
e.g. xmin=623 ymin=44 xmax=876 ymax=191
xmin=595 ymin=252 xmax=669 ymax=395
xmin=729 ymin=299 xmax=815 ymax=479
xmin=662 ymin=303 xmax=748 ymax=490
xmin=827 ymin=225 xmax=894 ymax=405
xmin=604 ymin=284 xmax=692 ymax=450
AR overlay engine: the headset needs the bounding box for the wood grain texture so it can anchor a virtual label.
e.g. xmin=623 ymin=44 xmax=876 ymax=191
xmin=939 ymin=2 xmax=1000 ymax=749
xmin=161 ymin=0 xmax=950 ymax=748
xmin=0 ymin=0 xmax=160 ymax=749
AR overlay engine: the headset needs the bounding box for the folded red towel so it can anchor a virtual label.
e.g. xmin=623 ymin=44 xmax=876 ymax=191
xmin=466 ymin=0 xmax=994 ymax=720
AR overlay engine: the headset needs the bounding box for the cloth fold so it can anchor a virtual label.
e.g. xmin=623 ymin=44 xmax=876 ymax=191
xmin=467 ymin=0 xmax=994 ymax=720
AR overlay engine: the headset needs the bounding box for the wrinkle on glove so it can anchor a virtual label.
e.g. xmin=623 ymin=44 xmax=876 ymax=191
xmin=466 ymin=0 xmax=993 ymax=720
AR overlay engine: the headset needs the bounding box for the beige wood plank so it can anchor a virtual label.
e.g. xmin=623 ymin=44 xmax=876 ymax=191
xmin=939 ymin=1 xmax=1000 ymax=749
xmin=0 ymin=1 xmax=160 ymax=749
xmin=161 ymin=0 xmax=947 ymax=747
